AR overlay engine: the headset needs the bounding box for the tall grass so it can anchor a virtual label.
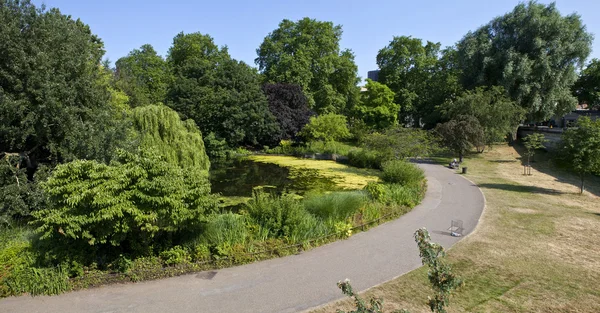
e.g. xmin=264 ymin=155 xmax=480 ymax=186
xmin=303 ymin=191 xmax=367 ymax=221
xmin=200 ymin=213 xmax=249 ymax=246
xmin=245 ymin=191 xmax=309 ymax=239
xmin=381 ymin=160 xmax=425 ymax=186
xmin=347 ymin=148 xmax=383 ymax=169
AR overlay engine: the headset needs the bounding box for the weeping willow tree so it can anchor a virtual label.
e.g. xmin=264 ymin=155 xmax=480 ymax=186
xmin=131 ymin=104 xmax=210 ymax=172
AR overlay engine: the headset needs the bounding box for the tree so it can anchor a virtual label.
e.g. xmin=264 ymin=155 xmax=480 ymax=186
xmin=561 ymin=117 xmax=600 ymax=193
xmin=354 ymin=79 xmax=399 ymax=130
xmin=361 ymin=127 xmax=438 ymax=161
xmin=131 ymin=104 xmax=210 ymax=172
xmin=435 ymin=115 xmax=484 ymax=162
xmin=262 ymin=83 xmax=313 ymax=143
xmin=522 ymin=133 xmax=546 ymax=167
xmin=439 ymin=86 xmax=524 ymax=149
xmin=0 ymin=0 xmax=131 ymax=171
xmin=457 ymin=1 xmax=592 ymax=122
xmin=573 ymin=59 xmax=600 ymax=109
xmin=115 ymin=44 xmax=171 ymax=107
xmin=167 ymin=32 xmax=279 ymax=148
xmin=300 ymin=113 xmax=351 ymax=142
xmin=377 ymin=36 xmax=456 ymax=127
xmin=256 ymin=18 xmax=360 ymax=114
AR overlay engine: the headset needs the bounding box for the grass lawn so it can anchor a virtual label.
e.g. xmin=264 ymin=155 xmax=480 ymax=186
xmin=312 ymin=145 xmax=600 ymax=313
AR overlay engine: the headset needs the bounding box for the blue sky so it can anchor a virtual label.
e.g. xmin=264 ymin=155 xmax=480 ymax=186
xmin=35 ymin=0 xmax=600 ymax=83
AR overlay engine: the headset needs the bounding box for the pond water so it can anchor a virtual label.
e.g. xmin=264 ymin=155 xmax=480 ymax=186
xmin=209 ymin=158 xmax=338 ymax=198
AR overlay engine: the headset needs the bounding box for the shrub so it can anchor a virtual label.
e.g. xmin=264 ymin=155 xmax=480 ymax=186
xmin=348 ymin=148 xmax=383 ymax=169
xmin=301 ymin=141 xmax=354 ymax=156
xmin=0 ymin=160 xmax=48 ymax=221
xmin=382 ymin=184 xmax=422 ymax=208
xmin=300 ymin=113 xmax=351 ymax=142
xmin=363 ymin=182 xmax=385 ymax=201
xmin=200 ymin=213 xmax=249 ymax=247
xmin=381 ymin=160 xmax=425 ymax=186
xmin=159 ymin=246 xmax=191 ymax=266
xmin=32 ymin=149 xmax=219 ymax=262
xmin=303 ymin=191 xmax=366 ymax=221
xmin=245 ymin=191 xmax=308 ymax=239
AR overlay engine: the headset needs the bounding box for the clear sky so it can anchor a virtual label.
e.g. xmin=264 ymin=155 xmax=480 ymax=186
xmin=34 ymin=0 xmax=600 ymax=83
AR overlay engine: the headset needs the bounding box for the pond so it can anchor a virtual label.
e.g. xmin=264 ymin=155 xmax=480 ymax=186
xmin=209 ymin=158 xmax=339 ymax=198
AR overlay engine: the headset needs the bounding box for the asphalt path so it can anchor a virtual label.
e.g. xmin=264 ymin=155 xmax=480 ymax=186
xmin=0 ymin=163 xmax=485 ymax=313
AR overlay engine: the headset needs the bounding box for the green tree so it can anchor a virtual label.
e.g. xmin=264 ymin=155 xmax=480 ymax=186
xmin=256 ymin=18 xmax=361 ymax=114
xmin=115 ymin=44 xmax=171 ymax=107
xmin=0 ymin=0 xmax=131 ymax=169
xmin=561 ymin=117 xmax=600 ymax=193
xmin=435 ymin=115 xmax=484 ymax=162
xmin=33 ymin=149 xmax=218 ymax=261
xmin=300 ymin=113 xmax=351 ymax=142
xmin=354 ymin=79 xmax=399 ymax=130
xmin=522 ymin=133 xmax=546 ymax=167
xmin=457 ymin=1 xmax=592 ymax=122
xmin=377 ymin=36 xmax=455 ymax=127
xmin=439 ymin=86 xmax=524 ymax=149
xmin=573 ymin=59 xmax=600 ymax=109
xmin=167 ymin=32 xmax=279 ymax=148
xmin=131 ymin=104 xmax=210 ymax=172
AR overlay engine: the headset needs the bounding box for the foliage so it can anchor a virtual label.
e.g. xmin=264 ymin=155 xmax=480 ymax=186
xmin=262 ymin=83 xmax=314 ymax=143
xmin=131 ymin=104 xmax=210 ymax=171
xmin=115 ymin=44 xmax=171 ymax=107
xmin=381 ymin=161 xmax=425 ymax=186
xmin=200 ymin=213 xmax=249 ymax=247
xmin=573 ymin=59 xmax=600 ymax=109
xmin=0 ymin=157 xmax=48 ymax=221
xmin=522 ymin=133 xmax=546 ymax=166
xmin=363 ymin=182 xmax=386 ymax=201
xmin=244 ymin=191 xmax=310 ymax=239
xmin=0 ymin=0 xmax=131 ymax=168
xmin=439 ymin=86 xmax=524 ymax=147
xmin=167 ymin=32 xmax=279 ymax=147
xmin=348 ymin=149 xmax=383 ymax=169
xmin=381 ymin=184 xmax=423 ymax=208
xmin=434 ymin=115 xmax=485 ymax=161
xmin=300 ymin=113 xmax=351 ymax=142
xmin=159 ymin=246 xmax=191 ymax=266
xmin=303 ymin=191 xmax=366 ymax=221
xmin=354 ymin=79 xmax=399 ymax=130
xmin=414 ymin=228 xmax=463 ymax=313
xmin=256 ymin=17 xmax=360 ymax=114
xmin=560 ymin=117 xmax=600 ymax=193
xmin=361 ymin=127 xmax=439 ymax=161
xmin=457 ymin=1 xmax=592 ymax=122
xmin=32 ymin=149 xmax=218 ymax=262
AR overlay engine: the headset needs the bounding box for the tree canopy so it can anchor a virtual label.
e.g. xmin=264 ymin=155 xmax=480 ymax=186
xmin=114 ymin=44 xmax=171 ymax=107
xmin=573 ymin=59 xmax=600 ymax=109
xmin=0 ymin=0 xmax=130 ymax=168
xmin=435 ymin=115 xmax=484 ymax=162
xmin=256 ymin=18 xmax=360 ymax=114
xmin=300 ymin=113 xmax=351 ymax=142
xmin=262 ymin=83 xmax=313 ymax=143
xmin=167 ymin=32 xmax=279 ymax=147
xmin=354 ymin=79 xmax=399 ymax=130
xmin=561 ymin=117 xmax=600 ymax=193
xmin=456 ymin=1 xmax=592 ymax=122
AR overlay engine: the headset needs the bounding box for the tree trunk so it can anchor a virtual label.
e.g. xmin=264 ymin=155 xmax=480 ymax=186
xmin=459 ymin=152 xmax=463 ymax=163
xmin=580 ymin=173 xmax=585 ymax=194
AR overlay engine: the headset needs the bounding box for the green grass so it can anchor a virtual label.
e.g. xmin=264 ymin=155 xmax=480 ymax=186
xmin=313 ymin=145 xmax=600 ymax=313
xmin=303 ymin=191 xmax=367 ymax=221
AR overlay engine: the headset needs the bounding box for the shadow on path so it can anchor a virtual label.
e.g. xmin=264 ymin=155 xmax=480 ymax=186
xmin=478 ymin=183 xmax=563 ymax=195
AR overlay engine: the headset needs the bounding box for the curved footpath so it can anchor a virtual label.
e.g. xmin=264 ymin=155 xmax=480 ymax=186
xmin=0 ymin=163 xmax=485 ymax=313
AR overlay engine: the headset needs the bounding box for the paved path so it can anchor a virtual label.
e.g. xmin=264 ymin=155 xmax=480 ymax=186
xmin=0 ymin=164 xmax=485 ymax=313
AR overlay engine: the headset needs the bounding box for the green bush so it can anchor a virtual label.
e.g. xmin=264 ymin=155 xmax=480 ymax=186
xmin=348 ymin=148 xmax=383 ymax=169
xmin=200 ymin=213 xmax=249 ymax=247
xmin=245 ymin=191 xmax=308 ymax=239
xmin=382 ymin=184 xmax=422 ymax=208
xmin=363 ymin=182 xmax=386 ymax=201
xmin=300 ymin=113 xmax=351 ymax=142
xmin=301 ymin=141 xmax=354 ymax=156
xmin=159 ymin=246 xmax=191 ymax=266
xmin=381 ymin=160 xmax=425 ymax=186
xmin=32 ymin=149 xmax=219 ymax=262
xmin=303 ymin=191 xmax=366 ymax=221
xmin=0 ymin=160 xmax=49 ymax=221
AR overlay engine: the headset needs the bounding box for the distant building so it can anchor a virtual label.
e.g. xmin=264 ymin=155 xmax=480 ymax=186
xmin=367 ymin=70 xmax=380 ymax=82
xmin=550 ymin=109 xmax=600 ymax=128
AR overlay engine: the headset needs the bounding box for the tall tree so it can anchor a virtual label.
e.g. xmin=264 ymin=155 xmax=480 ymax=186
xmin=457 ymin=1 xmax=592 ymax=122
xmin=353 ymin=79 xmax=399 ymax=130
xmin=256 ymin=18 xmax=360 ymax=114
xmin=561 ymin=117 xmax=600 ymax=193
xmin=573 ymin=59 xmax=600 ymax=109
xmin=439 ymin=86 xmax=524 ymax=148
xmin=166 ymin=32 xmax=279 ymax=147
xmin=0 ymin=0 xmax=130 ymax=171
xmin=262 ymin=83 xmax=313 ymax=143
xmin=376 ymin=36 xmax=446 ymax=127
xmin=115 ymin=44 xmax=171 ymax=107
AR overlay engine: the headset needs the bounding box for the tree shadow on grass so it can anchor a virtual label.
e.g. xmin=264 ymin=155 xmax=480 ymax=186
xmin=478 ymin=183 xmax=564 ymax=195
